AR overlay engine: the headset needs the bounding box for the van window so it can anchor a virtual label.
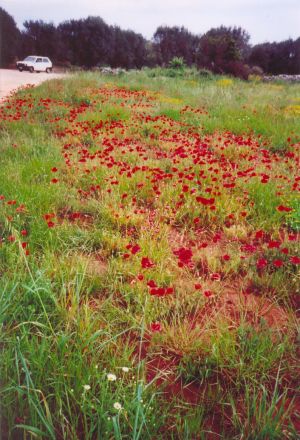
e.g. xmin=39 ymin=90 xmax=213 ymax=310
xmin=43 ymin=58 xmax=49 ymax=62
xmin=36 ymin=58 xmax=42 ymax=62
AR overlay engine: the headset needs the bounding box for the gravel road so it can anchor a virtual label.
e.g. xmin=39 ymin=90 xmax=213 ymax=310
xmin=0 ymin=69 xmax=67 ymax=100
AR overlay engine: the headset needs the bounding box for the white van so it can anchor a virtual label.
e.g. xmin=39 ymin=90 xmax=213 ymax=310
xmin=16 ymin=56 xmax=53 ymax=73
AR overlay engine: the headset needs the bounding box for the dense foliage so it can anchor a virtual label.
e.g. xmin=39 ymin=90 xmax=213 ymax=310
xmin=2 ymin=5 xmax=299 ymax=75
xmin=0 ymin=7 xmax=20 ymax=67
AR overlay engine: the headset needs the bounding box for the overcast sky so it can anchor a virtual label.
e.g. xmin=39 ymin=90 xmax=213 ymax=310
xmin=2 ymin=0 xmax=299 ymax=44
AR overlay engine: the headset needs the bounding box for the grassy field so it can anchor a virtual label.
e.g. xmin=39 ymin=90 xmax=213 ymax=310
xmin=0 ymin=70 xmax=299 ymax=439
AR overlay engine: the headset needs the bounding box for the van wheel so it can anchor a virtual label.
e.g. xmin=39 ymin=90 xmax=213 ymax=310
xmin=46 ymin=68 xmax=51 ymax=73
xmin=29 ymin=67 xmax=34 ymax=73
xmin=18 ymin=67 xmax=23 ymax=72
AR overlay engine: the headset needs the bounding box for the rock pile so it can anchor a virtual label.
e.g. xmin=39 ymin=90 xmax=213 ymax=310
xmin=95 ymin=67 xmax=126 ymax=75
xmin=263 ymin=75 xmax=300 ymax=83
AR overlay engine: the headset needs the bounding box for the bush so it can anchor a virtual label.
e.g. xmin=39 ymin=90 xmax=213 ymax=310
xmin=226 ymin=61 xmax=250 ymax=79
xmin=197 ymin=68 xmax=213 ymax=79
xmin=249 ymin=65 xmax=264 ymax=76
xmin=169 ymin=57 xmax=186 ymax=69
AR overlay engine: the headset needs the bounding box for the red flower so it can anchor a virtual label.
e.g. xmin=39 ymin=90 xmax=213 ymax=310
xmin=268 ymin=241 xmax=281 ymax=249
xmin=196 ymin=196 xmax=215 ymax=206
xmin=21 ymin=229 xmax=27 ymax=236
xmin=141 ymin=257 xmax=155 ymax=269
xmin=173 ymin=247 xmax=193 ymax=266
xmin=51 ymin=167 xmax=58 ymax=172
xmin=44 ymin=213 xmax=55 ymax=221
xmin=222 ymin=254 xmax=230 ymax=261
xmin=281 ymin=247 xmax=289 ymax=254
xmin=47 ymin=221 xmax=55 ymax=228
xmin=257 ymin=258 xmax=268 ymax=269
xmin=210 ymin=272 xmax=221 ymax=281
xmin=194 ymin=283 xmax=202 ymax=290
xmin=277 ymin=205 xmax=292 ymax=212
xmin=147 ymin=279 xmax=157 ymax=288
xmin=51 ymin=178 xmax=58 ymax=184
xmin=255 ymin=230 xmax=264 ymax=240
xmin=204 ymin=290 xmax=213 ymax=298
xmin=288 ymin=234 xmax=297 ymax=241
xmin=150 ymin=322 xmax=162 ymax=332
xmin=8 ymin=235 xmax=15 ymax=242
xmin=273 ymin=259 xmax=283 ymax=268
xmin=131 ymin=244 xmax=141 ymax=255
xmin=290 ymin=256 xmax=300 ymax=265
xmin=150 ymin=286 xmax=174 ymax=297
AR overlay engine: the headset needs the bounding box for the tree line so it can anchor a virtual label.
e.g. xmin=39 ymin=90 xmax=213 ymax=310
xmin=1 ymin=6 xmax=299 ymax=77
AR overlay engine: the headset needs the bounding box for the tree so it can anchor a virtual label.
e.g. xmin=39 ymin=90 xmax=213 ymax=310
xmin=153 ymin=26 xmax=199 ymax=66
xmin=110 ymin=28 xmax=148 ymax=68
xmin=0 ymin=7 xmax=20 ymax=67
xmin=249 ymin=39 xmax=300 ymax=74
xmin=57 ymin=17 xmax=112 ymax=67
xmin=20 ymin=20 xmax=59 ymax=60
xmin=197 ymin=26 xmax=250 ymax=76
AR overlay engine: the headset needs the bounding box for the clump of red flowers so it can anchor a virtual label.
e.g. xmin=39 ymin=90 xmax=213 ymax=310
xmin=149 ymin=286 xmax=174 ymax=297
xmin=173 ymin=247 xmax=193 ymax=267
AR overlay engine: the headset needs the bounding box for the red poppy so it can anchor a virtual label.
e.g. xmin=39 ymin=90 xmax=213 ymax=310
xmin=173 ymin=247 xmax=193 ymax=266
xmin=255 ymin=230 xmax=264 ymax=240
xmin=47 ymin=221 xmax=55 ymax=228
xmin=150 ymin=322 xmax=162 ymax=332
xmin=194 ymin=283 xmax=202 ymax=290
xmin=277 ymin=205 xmax=292 ymax=212
xmin=268 ymin=241 xmax=281 ymax=249
xmin=290 ymin=256 xmax=300 ymax=264
xmin=196 ymin=196 xmax=215 ymax=206
xmin=257 ymin=258 xmax=268 ymax=269
xmin=141 ymin=257 xmax=155 ymax=269
xmin=131 ymin=244 xmax=141 ymax=255
xmin=211 ymin=272 xmax=221 ymax=281
xmin=147 ymin=279 xmax=157 ymax=288
xmin=273 ymin=259 xmax=283 ymax=268
xmin=204 ymin=290 xmax=213 ymax=298
xmin=150 ymin=286 xmax=174 ymax=297
xmin=222 ymin=254 xmax=230 ymax=261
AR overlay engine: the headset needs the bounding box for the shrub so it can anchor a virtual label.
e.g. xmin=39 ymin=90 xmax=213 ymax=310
xmin=169 ymin=57 xmax=186 ymax=69
xmin=226 ymin=61 xmax=250 ymax=79
xmin=249 ymin=65 xmax=264 ymax=76
xmin=197 ymin=68 xmax=213 ymax=78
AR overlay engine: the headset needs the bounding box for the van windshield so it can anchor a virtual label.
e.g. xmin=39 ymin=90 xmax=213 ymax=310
xmin=24 ymin=56 xmax=36 ymax=62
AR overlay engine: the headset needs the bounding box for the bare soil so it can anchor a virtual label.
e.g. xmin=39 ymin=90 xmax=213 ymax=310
xmin=0 ymin=69 xmax=67 ymax=101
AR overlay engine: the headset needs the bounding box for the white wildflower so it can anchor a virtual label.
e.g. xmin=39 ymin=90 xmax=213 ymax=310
xmin=113 ymin=402 xmax=122 ymax=411
xmin=107 ymin=373 xmax=117 ymax=381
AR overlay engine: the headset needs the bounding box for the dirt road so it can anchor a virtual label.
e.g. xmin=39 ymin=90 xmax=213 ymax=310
xmin=0 ymin=69 xmax=67 ymax=100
